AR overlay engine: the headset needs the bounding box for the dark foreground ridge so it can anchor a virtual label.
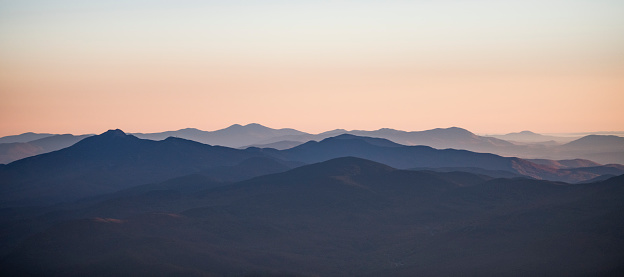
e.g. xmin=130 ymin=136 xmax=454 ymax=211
xmin=2 ymin=157 xmax=623 ymax=276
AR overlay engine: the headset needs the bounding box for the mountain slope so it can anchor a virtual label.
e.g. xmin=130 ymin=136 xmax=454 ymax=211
xmin=561 ymin=135 xmax=624 ymax=151
xmin=0 ymin=129 xmax=274 ymax=207
xmin=0 ymin=132 xmax=55 ymax=144
xmin=553 ymin=135 xmax=624 ymax=164
xmin=0 ymin=134 xmax=92 ymax=164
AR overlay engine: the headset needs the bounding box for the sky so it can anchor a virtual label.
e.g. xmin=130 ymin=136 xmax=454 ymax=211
xmin=1 ymin=0 xmax=623 ymax=136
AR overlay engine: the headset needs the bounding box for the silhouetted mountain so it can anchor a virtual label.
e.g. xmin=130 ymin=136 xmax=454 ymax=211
xmin=8 ymin=125 xmax=623 ymax=165
xmin=2 ymin=158 xmax=622 ymax=276
xmin=268 ymin=134 xmax=613 ymax=183
xmin=552 ymin=135 xmax=624 ymax=164
xmin=560 ymin=135 xmax=624 ymax=152
xmin=361 ymin=127 xmax=514 ymax=150
xmin=2 ymin=129 xmax=620 ymax=209
xmin=0 ymin=129 xmax=275 ymax=207
xmin=0 ymin=134 xmax=92 ymax=164
xmin=486 ymin=130 xmax=575 ymax=143
xmin=0 ymin=132 xmax=54 ymax=144
xmin=260 ymin=127 xmax=515 ymax=153
xmin=133 ymin=123 xmax=306 ymax=148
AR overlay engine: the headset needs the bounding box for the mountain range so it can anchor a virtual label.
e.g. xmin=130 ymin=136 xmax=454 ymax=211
xmin=1 ymin=126 xmax=624 ymax=276
xmin=2 ymin=124 xmax=623 ymax=165
xmin=0 ymin=130 xmax=284 ymax=207
xmin=1 ymin=130 xmax=622 ymax=209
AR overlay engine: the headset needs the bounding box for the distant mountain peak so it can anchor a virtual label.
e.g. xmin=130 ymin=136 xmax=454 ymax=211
xmin=518 ymin=130 xmax=537 ymax=135
xmin=504 ymin=130 xmax=540 ymax=136
xmin=563 ymin=134 xmax=624 ymax=148
xmin=447 ymin=127 xmax=472 ymax=132
xmin=73 ymin=129 xmax=136 ymax=147
xmin=425 ymin=127 xmax=475 ymax=137
xmin=222 ymin=123 xmax=271 ymax=131
xmin=226 ymin=124 xmax=243 ymax=129
xmin=101 ymin=129 xmax=127 ymax=137
xmin=431 ymin=126 xmax=471 ymax=133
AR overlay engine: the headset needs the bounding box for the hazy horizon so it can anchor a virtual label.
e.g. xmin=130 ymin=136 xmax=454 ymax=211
xmin=2 ymin=123 xmax=624 ymax=138
xmin=2 ymin=1 xmax=623 ymax=137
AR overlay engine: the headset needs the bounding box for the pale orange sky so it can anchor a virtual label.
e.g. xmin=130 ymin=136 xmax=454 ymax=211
xmin=1 ymin=1 xmax=623 ymax=136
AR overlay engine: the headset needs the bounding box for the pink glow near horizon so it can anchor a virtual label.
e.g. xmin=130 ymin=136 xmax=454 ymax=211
xmin=1 ymin=1 xmax=623 ymax=137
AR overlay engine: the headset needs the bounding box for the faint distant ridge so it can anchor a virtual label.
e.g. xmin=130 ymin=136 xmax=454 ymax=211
xmin=0 ymin=133 xmax=91 ymax=164
xmin=132 ymin=123 xmax=306 ymax=148
xmin=0 ymin=132 xmax=55 ymax=144
xmin=256 ymin=126 xmax=514 ymax=153
xmin=553 ymin=135 xmax=624 ymax=164
xmin=561 ymin=135 xmax=624 ymax=150
xmin=485 ymin=130 xmax=574 ymax=143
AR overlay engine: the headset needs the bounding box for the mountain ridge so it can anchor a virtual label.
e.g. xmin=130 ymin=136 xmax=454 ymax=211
xmin=0 ymin=129 xmax=277 ymax=207
xmin=2 ymin=130 xmax=622 ymax=208
xmin=3 ymin=124 xmax=624 ymax=164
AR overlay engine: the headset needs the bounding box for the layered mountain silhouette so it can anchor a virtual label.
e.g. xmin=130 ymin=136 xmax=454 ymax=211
xmin=2 ymin=130 xmax=622 ymax=209
xmin=3 ymin=124 xmax=623 ymax=164
xmin=265 ymin=134 xmax=623 ymax=183
xmin=0 ymin=129 xmax=287 ymax=207
xmin=132 ymin=123 xmax=306 ymax=148
xmin=486 ymin=130 xmax=575 ymax=143
xmin=2 ymin=157 xmax=623 ymax=276
xmin=251 ymin=126 xmax=516 ymax=153
xmin=0 ymin=132 xmax=55 ymax=144
xmin=549 ymin=135 xmax=624 ymax=164
xmin=2 ymin=125 xmax=624 ymax=276
xmin=0 ymin=134 xmax=92 ymax=164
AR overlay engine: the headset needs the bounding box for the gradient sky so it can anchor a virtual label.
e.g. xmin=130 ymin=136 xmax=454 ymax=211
xmin=1 ymin=0 xmax=623 ymax=136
